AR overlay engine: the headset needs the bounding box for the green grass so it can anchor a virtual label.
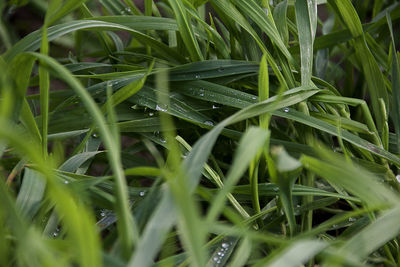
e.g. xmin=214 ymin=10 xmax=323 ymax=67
xmin=1 ymin=0 xmax=400 ymax=266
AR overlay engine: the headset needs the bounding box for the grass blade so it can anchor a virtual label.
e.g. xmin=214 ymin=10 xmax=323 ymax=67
xmin=331 ymin=0 xmax=389 ymax=131
xmin=295 ymin=0 xmax=317 ymax=85
xmin=25 ymin=52 xmax=135 ymax=259
xmin=168 ymin=0 xmax=203 ymax=61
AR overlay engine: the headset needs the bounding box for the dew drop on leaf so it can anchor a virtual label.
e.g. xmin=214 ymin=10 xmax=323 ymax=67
xmin=221 ymin=242 xmax=229 ymax=249
xmin=199 ymin=88 xmax=205 ymax=97
xmin=155 ymin=104 xmax=168 ymax=112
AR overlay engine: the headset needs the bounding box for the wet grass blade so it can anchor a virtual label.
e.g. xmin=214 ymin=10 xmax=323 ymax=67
xmin=25 ymin=52 xmax=135 ymax=259
xmin=3 ymin=20 xmax=186 ymax=63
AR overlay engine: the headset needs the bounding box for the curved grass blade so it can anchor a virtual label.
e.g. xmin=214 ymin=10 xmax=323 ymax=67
xmin=3 ymin=20 xmax=185 ymax=63
xmin=331 ymin=0 xmax=388 ymax=131
xmin=210 ymin=0 xmax=288 ymax=88
xmin=0 ymin=119 xmax=102 ymax=267
xmin=168 ymin=0 xmax=203 ymax=61
xmin=25 ymin=52 xmax=135 ymax=259
xmin=168 ymin=60 xmax=258 ymax=81
xmin=230 ymin=0 xmax=293 ymax=63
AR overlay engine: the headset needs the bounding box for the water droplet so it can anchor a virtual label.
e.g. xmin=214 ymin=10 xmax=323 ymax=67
xmin=273 ymin=187 xmax=279 ymax=192
xmin=148 ymin=112 xmax=154 ymax=117
xmin=217 ymin=251 xmax=223 ymax=256
xmin=53 ymin=227 xmax=60 ymax=237
xmin=213 ymin=256 xmax=219 ymax=262
xmin=100 ymin=211 xmax=106 ymax=217
xmin=266 ymin=8 xmax=269 ymax=16
xmin=195 ymin=74 xmax=201 ymax=79
xmin=169 ymin=92 xmax=178 ymax=98
xmin=221 ymin=242 xmax=229 ymax=249
xmin=125 ymin=7 xmax=131 ymax=13
xmin=160 ymin=138 xmax=167 ymax=144
xmin=217 ymin=260 xmax=221 ymax=264
xmin=284 ymin=107 xmax=290 ymax=113
xmin=396 ymin=175 xmax=400 ymax=183
xmin=349 ymin=217 xmax=356 ymax=222
xmin=155 ymin=104 xmax=168 ymax=112
xmin=332 ymin=224 xmax=338 ymax=228
xmin=139 ymin=191 xmax=145 ymax=197
xmin=131 ymin=104 xmax=139 ymax=109
xmin=212 ymin=104 xmax=219 ymax=109
xmin=251 ymin=96 xmax=257 ymax=100
xmin=199 ymin=88 xmax=205 ymax=97
xmin=204 ymin=120 xmax=214 ymax=126
xmin=92 ymin=133 xmax=99 ymax=138
xmin=64 ymin=180 xmax=69 ymax=184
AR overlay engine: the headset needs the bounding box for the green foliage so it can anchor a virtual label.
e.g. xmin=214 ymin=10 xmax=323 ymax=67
xmin=1 ymin=0 xmax=400 ymax=266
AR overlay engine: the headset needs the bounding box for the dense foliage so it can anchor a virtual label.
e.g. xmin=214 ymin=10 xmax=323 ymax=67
xmin=1 ymin=0 xmax=400 ymax=266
